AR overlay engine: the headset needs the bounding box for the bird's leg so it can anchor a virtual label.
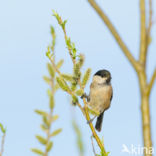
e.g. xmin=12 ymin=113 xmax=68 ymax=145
xmin=81 ymin=93 xmax=90 ymax=102
xmin=87 ymin=116 xmax=96 ymax=124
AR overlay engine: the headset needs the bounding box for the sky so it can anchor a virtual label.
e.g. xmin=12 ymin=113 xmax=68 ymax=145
xmin=0 ymin=0 xmax=156 ymax=156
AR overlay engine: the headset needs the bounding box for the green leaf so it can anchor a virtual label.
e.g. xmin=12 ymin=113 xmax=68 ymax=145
xmin=43 ymin=116 xmax=50 ymax=128
xmin=46 ymin=141 xmax=53 ymax=152
xmin=61 ymin=20 xmax=67 ymax=30
xmin=74 ymin=63 xmax=81 ymax=78
xmin=71 ymin=42 xmax=77 ymax=59
xmin=31 ymin=148 xmax=44 ymax=155
xmin=72 ymin=95 xmax=78 ymax=105
xmin=49 ymin=95 xmax=54 ymax=110
xmin=43 ymin=76 xmax=51 ymax=84
xmin=82 ymin=68 xmax=91 ymax=88
xmin=78 ymin=54 xmax=85 ymax=68
xmin=56 ymin=59 xmax=64 ymax=68
xmin=50 ymin=128 xmax=62 ymax=137
xmin=50 ymin=26 xmax=55 ymax=35
xmin=47 ymin=89 xmax=52 ymax=97
xmin=75 ymin=89 xmax=84 ymax=96
xmin=0 ymin=123 xmax=6 ymax=133
xmin=47 ymin=63 xmax=55 ymax=78
xmin=50 ymin=26 xmax=56 ymax=51
xmin=72 ymin=120 xmax=84 ymax=155
xmin=35 ymin=110 xmax=48 ymax=117
xmin=36 ymin=135 xmax=47 ymax=145
xmin=52 ymin=10 xmax=62 ymax=25
xmin=52 ymin=115 xmax=59 ymax=122
xmin=62 ymin=74 xmax=73 ymax=82
xmin=56 ymin=77 xmax=70 ymax=92
xmin=40 ymin=124 xmax=48 ymax=132
xmin=46 ymin=47 xmax=51 ymax=58
xmin=66 ymin=37 xmax=72 ymax=49
xmin=54 ymin=84 xmax=60 ymax=91
xmin=71 ymin=81 xmax=77 ymax=91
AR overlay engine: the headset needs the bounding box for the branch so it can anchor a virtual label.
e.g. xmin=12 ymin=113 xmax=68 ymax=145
xmin=144 ymin=0 xmax=153 ymax=65
xmin=83 ymin=98 xmax=106 ymax=154
xmin=147 ymin=69 xmax=156 ymax=95
xmin=52 ymin=11 xmax=108 ymax=155
xmin=0 ymin=123 xmax=6 ymax=156
xmin=88 ymin=0 xmax=138 ymax=71
xmin=147 ymin=0 xmax=153 ymax=38
xmin=139 ymin=0 xmax=147 ymax=66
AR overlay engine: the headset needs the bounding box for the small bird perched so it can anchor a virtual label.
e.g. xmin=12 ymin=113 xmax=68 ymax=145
xmin=83 ymin=69 xmax=113 ymax=132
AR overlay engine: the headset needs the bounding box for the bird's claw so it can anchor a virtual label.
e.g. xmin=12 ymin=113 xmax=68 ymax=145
xmin=81 ymin=93 xmax=90 ymax=102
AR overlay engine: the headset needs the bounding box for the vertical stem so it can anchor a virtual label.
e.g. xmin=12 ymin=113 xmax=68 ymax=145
xmin=139 ymin=0 xmax=147 ymax=66
xmin=138 ymin=71 xmax=153 ymax=156
xmin=141 ymin=94 xmax=152 ymax=156
xmin=0 ymin=133 xmax=5 ymax=156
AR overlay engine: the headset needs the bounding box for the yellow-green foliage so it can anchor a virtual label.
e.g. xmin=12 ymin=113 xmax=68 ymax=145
xmin=61 ymin=74 xmax=73 ymax=82
xmin=56 ymin=59 xmax=64 ymax=69
xmin=0 ymin=123 xmax=6 ymax=134
xmin=75 ymin=89 xmax=84 ymax=96
xmin=78 ymin=54 xmax=85 ymax=68
xmin=82 ymin=68 xmax=91 ymax=88
xmin=32 ymin=26 xmax=62 ymax=156
xmin=72 ymin=95 xmax=79 ymax=105
xmin=72 ymin=120 xmax=84 ymax=156
xmin=31 ymin=149 xmax=44 ymax=155
xmin=56 ymin=77 xmax=70 ymax=92
xmin=47 ymin=63 xmax=55 ymax=78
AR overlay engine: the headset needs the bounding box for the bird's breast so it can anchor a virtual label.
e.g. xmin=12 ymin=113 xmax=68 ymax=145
xmin=89 ymin=84 xmax=112 ymax=114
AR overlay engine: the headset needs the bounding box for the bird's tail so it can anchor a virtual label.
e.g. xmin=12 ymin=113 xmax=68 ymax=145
xmin=95 ymin=112 xmax=104 ymax=132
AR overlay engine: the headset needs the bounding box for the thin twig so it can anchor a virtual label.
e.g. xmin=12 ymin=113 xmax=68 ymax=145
xmin=139 ymin=0 xmax=147 ymax=66
xmin=0 ymin=133 xmax=6 ymax=156
xmin=91 ymin=135 xmax=97 ymax=156
xmin=147 ymin=69 xmax=156 ymax=96
xmin=88 ymin=0 xmax=139 ymax=71
xmin=144 ymin=0 xmax=153 ymax=66
xmin=83 ymin=98 xmax=106 ymax=154
xmin=147 ymin=0 xmax=153 ymax=38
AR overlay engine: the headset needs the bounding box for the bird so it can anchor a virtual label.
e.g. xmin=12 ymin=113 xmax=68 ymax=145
xmin=82 ymin=69 xmax=113 ymax=132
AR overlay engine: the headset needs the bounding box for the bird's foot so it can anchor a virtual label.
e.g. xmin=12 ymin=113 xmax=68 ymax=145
xmin=87 ymin=116 xmax=96 ymax=124
xmin=81 ymin=93 xmax=90 ymax=102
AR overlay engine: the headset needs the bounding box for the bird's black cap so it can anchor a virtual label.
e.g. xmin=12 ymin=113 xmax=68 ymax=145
xmin=94 ymin=69 xmax=111 ymax=78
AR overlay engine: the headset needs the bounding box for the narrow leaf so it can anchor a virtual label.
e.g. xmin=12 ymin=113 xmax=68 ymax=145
xmin=46 ymin=141 xmax=53 ymax=152
xmin=74 ymin=63 xmax=81 ymax=79
xmin=0 ymin=123 xmax=6 ymax=133
xmin=31 ymin=148 xmax=44 ymax=155
xmin=56 ymin=59 xmax=64 ymax=68
xmin=72 ymin=95 xmax=78 ymax=105
xmin=54 ymin=84 xmax=59 ymax=91
xmin=50 ymin=128 xmax=62 ymax=137
xmin=35 ymin=110 xmax=48 ymax=117
xmin=36 ymin=135 xmax=47 ymax=145
xmin=82 ymin=68 xmax=91 ymax=88
xmin=62 ymin=74 xmax=73 ymax=82
xmin=49 ymin=95 xmax=54 ymax=110
xmin=56 ymin=77 xmax=70 ymax=92
xmin=52 ymin=115 xmax=59 ymax=122
xmin=47 ymin=63 xmax=55 ymax=78
xmin=40 ymin=124 xmax=48 ymax=132
xmin=78 ymin=54 xmax=85 ymax=68
xmin=43 ymin=76 xmax=51 ymax=84
xmin=43 ymin=116 xmax=50 ymax=128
